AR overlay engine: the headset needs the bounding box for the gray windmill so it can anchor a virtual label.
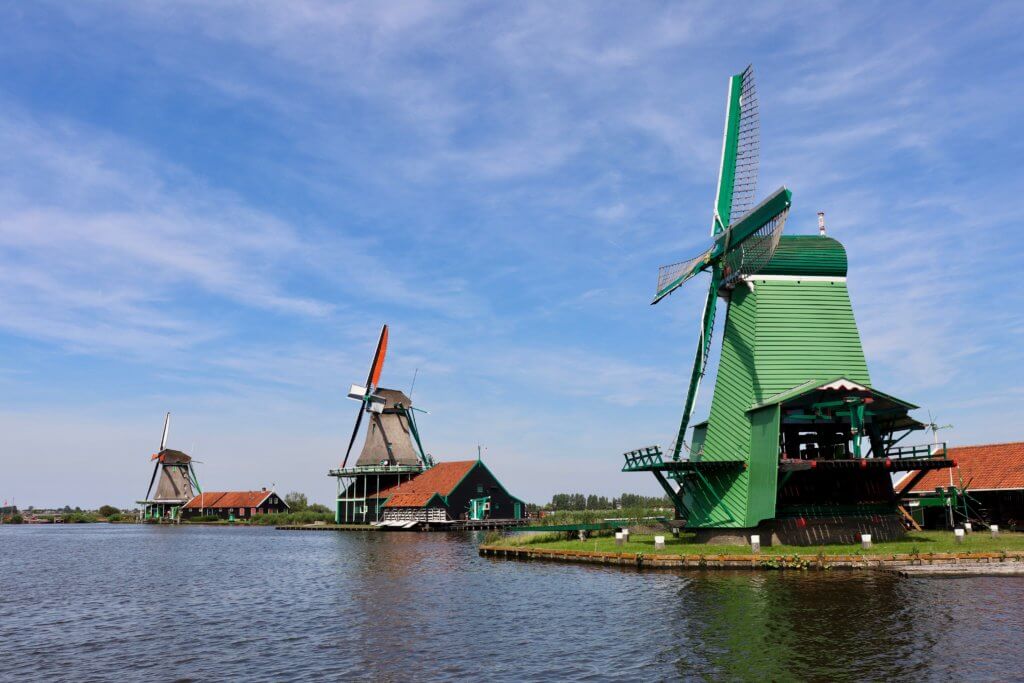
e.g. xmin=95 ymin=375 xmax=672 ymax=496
xmin=137 ymin=412 xmax=201 ymax=521
xmin=330 ymin=324 xmax=433 ymax=523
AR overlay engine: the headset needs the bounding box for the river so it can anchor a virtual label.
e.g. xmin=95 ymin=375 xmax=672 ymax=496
xmin=1 ymin=525 xmax=1022 ymax=681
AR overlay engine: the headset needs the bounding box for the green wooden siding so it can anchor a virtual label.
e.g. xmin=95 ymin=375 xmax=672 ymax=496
xmin=751 ymin=279 xmax=870 ymax=399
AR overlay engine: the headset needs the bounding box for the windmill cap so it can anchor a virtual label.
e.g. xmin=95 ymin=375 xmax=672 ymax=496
xmin=754 ymin=235 xmax=847 ymax=278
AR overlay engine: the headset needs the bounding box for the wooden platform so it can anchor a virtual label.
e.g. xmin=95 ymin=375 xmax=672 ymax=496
xmin=277 ymin=519 xmax=527 ymax=532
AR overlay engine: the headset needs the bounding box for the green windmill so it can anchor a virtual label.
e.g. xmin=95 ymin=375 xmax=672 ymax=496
xmin=623 ymin=66 xmax=954 ymax=545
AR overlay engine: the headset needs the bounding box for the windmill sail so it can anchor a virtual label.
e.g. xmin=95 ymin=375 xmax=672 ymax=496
xmin=712 ymin=65 xmax=759 ymax=234
xmin=342 ymin=324 xmax=390 ymax=468
xmin=721 ymin=193 xmax=789 ymax=288
xmin=728 ymin=65 xmax=759 ymax=224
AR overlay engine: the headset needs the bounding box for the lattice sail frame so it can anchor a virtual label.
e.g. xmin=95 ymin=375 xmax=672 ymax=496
xmin=728 ymin=65 xmax=759 ymax=223
xmin=656 ymin=253 xmax=707 ymax=298
xmin=721 ymin=205 xmax=788 ymax=288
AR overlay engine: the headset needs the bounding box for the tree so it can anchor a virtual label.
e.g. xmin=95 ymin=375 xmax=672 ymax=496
xmin=284 ymin=492 xmax=308 ymax=511
xmin=307 ymin=503 xmax=330 ymax=514
xmin=98 ymin=505 xmax=119 ymax=518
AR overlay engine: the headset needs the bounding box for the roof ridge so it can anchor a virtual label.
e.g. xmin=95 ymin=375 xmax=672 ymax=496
xmin=949 ymin=441 xmax=1024 ymax=450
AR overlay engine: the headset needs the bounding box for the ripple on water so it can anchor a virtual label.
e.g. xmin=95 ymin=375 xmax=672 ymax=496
xmin=1 ymin=526 xmax=1023 ymax=682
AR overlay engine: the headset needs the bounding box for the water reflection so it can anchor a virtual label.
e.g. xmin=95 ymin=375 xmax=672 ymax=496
xmin=1 ymin=526 xmax=1021 ymax=682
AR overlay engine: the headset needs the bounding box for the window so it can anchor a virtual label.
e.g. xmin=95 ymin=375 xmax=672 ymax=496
xmin=477 ymin=485 xmax=484 ymax=494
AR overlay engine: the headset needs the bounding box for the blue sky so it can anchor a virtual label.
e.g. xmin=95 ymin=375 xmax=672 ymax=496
xmin=1 ymin=2 xmax=1022 ymax=508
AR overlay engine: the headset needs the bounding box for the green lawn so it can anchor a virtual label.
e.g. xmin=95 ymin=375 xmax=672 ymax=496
xmin=488 ymin=530 xmax=1024 ymax=557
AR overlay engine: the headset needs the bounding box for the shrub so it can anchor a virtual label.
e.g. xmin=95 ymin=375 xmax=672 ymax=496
xmin=98 ymin=505 xmax=120 ymax=518
xmin=106 ymin=513 xmax=122 ymax=522
xmin=63 ymin=512 xmax=98 ymax=523
xmin=8 ymin=514 xmax=23 ymax=524
xmin=250 ymin=510 xmax=334 ymax=526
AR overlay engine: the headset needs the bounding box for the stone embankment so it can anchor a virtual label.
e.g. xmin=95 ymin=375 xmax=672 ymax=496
xmin=479 ymin=545 xmax=1024 ymax=574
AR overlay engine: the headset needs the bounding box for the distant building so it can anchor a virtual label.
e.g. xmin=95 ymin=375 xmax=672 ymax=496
xmin=181 ymin=489 xmax=289 ymax=520
xmin=366 ymin=460 xmax=525 ymax=526
xmin=899 ymin=442 xmax=1024 ymax=529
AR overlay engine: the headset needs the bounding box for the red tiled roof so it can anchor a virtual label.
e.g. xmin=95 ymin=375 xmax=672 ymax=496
xmin=900 ymin=442 xmax=1024 ymax=494
xmin=182 ymin=490 xmax=283 ymax=509
xmin=374 ymin=460 xmax=478 ymax=508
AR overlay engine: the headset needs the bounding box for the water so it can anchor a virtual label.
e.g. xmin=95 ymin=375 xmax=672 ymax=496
xmin=1 ymin=525 xmax=1022 ymax=682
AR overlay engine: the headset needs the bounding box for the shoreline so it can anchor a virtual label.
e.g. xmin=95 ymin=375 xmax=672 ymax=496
xmin=479 ymin=544 xmax=1024 ymax=573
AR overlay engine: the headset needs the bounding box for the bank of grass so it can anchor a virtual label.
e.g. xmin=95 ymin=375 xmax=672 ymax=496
xmin=528 ymin=507 xmax=672 ymax=527
xmin=487 ymin=530 xmax=1024 ymax=557
xmin=239 ymin=511 xmax=335 ymax=526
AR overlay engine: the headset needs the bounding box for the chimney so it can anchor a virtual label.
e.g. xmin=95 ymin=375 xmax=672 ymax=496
xmin=261 ymin=487 xmax=267 ymax=492
xmin=817 ymin=211 xmax=827 ymax=236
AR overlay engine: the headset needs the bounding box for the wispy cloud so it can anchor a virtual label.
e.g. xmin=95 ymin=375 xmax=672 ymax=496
xmin=1 ymin=2 xmax=1023 ymax=506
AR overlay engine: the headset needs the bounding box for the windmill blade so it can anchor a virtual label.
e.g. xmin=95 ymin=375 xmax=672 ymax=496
xmin=159 ymin=412 xmax=170 ymax=452
xmin=341 ymin=399 xmax=366 ymax=469
xmin=671 ymin=267 xmax=723 ymax=460
xmin=653 ymin=248 xmax=714 ymax=304
xmin=366 ymin=324 xmax=389 ymax=391
xmin=653 ymin=187 xmax=790 ymax=304
xmin=144 ymin=460 xmax=160 ymax=500
xmin=712 ymin=65 xmax=759 ymax=234
xmin=720 ymin=191 xmax=790 ymax=288
xmin=728 ymin=65 xmax=759 ymax=223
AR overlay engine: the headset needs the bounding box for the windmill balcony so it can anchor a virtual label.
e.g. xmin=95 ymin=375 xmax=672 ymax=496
xmin=329 ymin=462 xmax=427 ymax=477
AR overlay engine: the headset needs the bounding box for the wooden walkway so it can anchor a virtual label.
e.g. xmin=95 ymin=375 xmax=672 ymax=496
xmin=278 ymin=519 xmax=527 ymax=533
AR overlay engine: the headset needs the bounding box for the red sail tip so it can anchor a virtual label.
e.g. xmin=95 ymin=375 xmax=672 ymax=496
xmin=369 ymin=324 xmax=388 ymax=389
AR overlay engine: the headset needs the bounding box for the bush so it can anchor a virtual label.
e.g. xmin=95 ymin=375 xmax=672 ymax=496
xmin=307 ymin=503 xmax=331 ymax=514
xmin=98 ymin=505 xmax=120 ymax=518
xmin=7 ymin=514 xmax=23 ymax=524
xmin=63 ymin=512 xmax=98 ymax=523
xmin=106 ymin=513 xmax=122 ymax=522
xmin=250 ymin=510 xmax=334 ymax=526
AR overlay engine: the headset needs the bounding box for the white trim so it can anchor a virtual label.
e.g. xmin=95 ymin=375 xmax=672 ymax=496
xmin=820 ymin=378 xmax=869 ymax=392
xmin=741 ymin=275 xmax=846 ymax=283
xmin=711 ymin=74 xmax=738 ymax=236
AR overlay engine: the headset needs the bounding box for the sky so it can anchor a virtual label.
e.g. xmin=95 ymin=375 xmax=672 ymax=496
xmin=1 ymin=1 xmax=1023 ymax=509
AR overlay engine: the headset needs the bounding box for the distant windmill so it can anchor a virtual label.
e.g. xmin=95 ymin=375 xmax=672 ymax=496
xmin=332 ymin=325 xmax=433 ymax=524
xmin=342 ymin=325 xmax=431 ymax=469
xmin=139 ymin=412 xmax=201 ymax=520
xmin=925 ymin=410 xmax=954 ymax=446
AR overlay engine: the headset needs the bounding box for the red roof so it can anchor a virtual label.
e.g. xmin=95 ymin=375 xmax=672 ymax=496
xmin=900 ymin=442 xmax=1024 ymax=494
xmin=182 ymin=490 xmax=283 ymax=510
xmin=372 ymin=460 xmax=478 ymax=508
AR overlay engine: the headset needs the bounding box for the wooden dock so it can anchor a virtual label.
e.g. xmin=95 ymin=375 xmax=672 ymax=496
xmin=278 ymin=519 xmax=527 ymax=532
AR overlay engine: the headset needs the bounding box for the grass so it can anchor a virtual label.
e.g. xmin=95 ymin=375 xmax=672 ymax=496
xmin=527 ymin=507 xmax=672 ymax=527
xmin=486 ymin=530 xmax=1024 ymax=557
